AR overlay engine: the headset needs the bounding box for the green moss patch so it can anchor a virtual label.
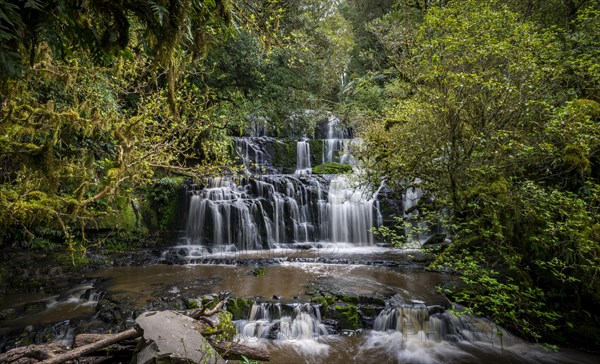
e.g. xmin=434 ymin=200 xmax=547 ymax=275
xmin=312 ymin=162 xmax=352 ymax=174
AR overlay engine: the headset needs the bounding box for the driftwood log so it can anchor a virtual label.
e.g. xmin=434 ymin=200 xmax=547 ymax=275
xmin=0 ymin=343 xmax=68 ymax=364
xmin=210 ymin=340 xmax=272 ymax=362
xmin=39 ymin=327 xmax=141 ymax=364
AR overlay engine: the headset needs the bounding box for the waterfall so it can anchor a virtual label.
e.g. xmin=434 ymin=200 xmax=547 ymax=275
xmin=322 ymin=116 xmax=351 ymax=164
xmin=183 ymin=175 xmax=380 ymax=251
xmin=237 ymin=302 xmax=328 ymax=341
xmin=295 ymin=139 xmax=312 ymax=175
xmin=326 ymin=176 xmax=377 ymax=245
xmin=181 ymin=115 xmax=383 ymax=253
xmin=373 ymin=303 xmax=520 ymax=346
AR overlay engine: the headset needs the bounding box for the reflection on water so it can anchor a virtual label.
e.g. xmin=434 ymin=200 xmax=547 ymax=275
xmin=0 ymin=284 xmax=101 ymax=334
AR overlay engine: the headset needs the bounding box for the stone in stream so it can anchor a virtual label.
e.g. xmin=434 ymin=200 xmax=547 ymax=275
xmin=135 ymin=310 xmax=225 ymax=364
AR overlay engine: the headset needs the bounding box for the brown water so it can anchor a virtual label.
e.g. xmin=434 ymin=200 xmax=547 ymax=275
xmin=91 ymin=261 xmax=599 ymax=364
xmin=3 ymin=256 xmax=600 ymax=364
xmin=90 ymin=262 xmax=449 ymax=306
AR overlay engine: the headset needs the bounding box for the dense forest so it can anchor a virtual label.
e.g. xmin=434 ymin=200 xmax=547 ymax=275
xmin=1 ymin=0 xmax=599 ymax=351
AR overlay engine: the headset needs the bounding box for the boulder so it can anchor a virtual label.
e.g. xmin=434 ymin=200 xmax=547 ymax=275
xmin=135 ymin=311 xmax=225 ymax=364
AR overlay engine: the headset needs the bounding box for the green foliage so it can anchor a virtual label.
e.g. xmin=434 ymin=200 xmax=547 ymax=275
xmin=203 ymin=311 xmax=237 ymax=341
xmin=241 ymin=356 xmax=260 ymax=364
xmin=0 ymin=1 xmax=287 ymax=260
xmin=312 ymin=162 xmax=353 ymax=175
xmin=351 ymin=0 xmax=600 ymax=347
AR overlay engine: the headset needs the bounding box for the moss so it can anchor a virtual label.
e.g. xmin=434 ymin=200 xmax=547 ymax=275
xmin=307 ymin=139 xmax=323 ymax=166
xmin=226 ymin=297 xmax=253 ymax=319
xmin=310 ymin=292 xmax=339 ymax=310
xmin=252 ymin=266 xmax=266 ymax=277
xmin=140 ymin=177 xmax=185 ymax=232
xmin=312 ymin=162 xmax=352 ymax=175
xmin=569 ymin=99 xmax=600 ymax=120
xmin=94 ymin=197 xmax=139 ymax=230
xmin=334 ymin=303 xmax=359 ymax=330
xmin=273 ymin=140 xmax=297 ymax=173
xmin=336 ymin=293 xmax=359 ymax=304
xmin=562 ymin=144 xmax=590 ymax=176
xmin=203 ymin=311 xmax=237 ymax=341
xmin=186 ymin=299 xmax=200 ymax=309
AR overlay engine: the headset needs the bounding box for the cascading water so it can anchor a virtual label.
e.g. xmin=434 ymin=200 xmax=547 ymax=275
xmin=181 ymin=116 xmax=382 ymax=254
xmin=373 ymin=301 xmax=529 ymax=348
xmin=322 ymin=116 xmax=349 ymax=164
xmin=295 ymin=139 xmax=312 ymax=175
xmin=236 ymin=302 xmax=328 ymax=341
xmin=182 ymin=175 xmax=381 ymax=253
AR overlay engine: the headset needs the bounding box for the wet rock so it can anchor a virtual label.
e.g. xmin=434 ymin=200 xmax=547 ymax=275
xmin=134 ymin=310 xmax=225 ymax=364
xmin=428 ymin=305 xmax=445 ymax=316
xmin=0 ymin=308 xmax=17 ymax=320
xmin=23 ymin=302 xmax=46 ymax=314
xmin=226 ymin=297 xmax=253 ymax=320
xmin=327 ymin=303 xmax=359 ymax=330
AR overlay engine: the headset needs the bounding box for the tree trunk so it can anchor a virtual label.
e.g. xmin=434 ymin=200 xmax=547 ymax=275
xmin=210 ymin=341 xmax=271 ymax=362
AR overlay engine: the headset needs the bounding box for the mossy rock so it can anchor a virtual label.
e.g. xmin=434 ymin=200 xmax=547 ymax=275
xmin=93 ymin=197 xmax=140 ymax=230
xmin=273 ymin=140 xmax=297 ymax=173
xmin=312 ymin=162 xmax=352 ymax=175
xmin=310 ymin=292 xmax=337 ymax=308
xmin=226 ymin=297 xmax=253 ymax=319
xmin=332 ymin=303 xmax=359 ymax=330
xmin=307 ymin=139 xmax=324 ymax=166
xmin=336 ymin=293 xmax=359 ymax=304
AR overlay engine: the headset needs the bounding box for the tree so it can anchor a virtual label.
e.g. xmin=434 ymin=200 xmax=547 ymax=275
xmin=0 ymin=1 xmax=283 ymax=258
xmin=356 ymin=0 xmax=600 ymax=346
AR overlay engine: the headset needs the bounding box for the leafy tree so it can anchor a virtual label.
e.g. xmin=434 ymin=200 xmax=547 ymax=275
xmin=356 ymin=0 xmax=600 ymax=346
xmin=0 ymin=1 xmax=283 ymax=258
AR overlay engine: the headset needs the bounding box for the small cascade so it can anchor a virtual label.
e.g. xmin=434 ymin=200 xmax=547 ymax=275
xmin=327 ymin=176 xmax=378 ymax=245
xmin=46 ymin=285 xmax=103 ymax=309
xmin=295 ymin=139 xmax=312 ymax=175
xmin=322 ymin=116 xmax=351 ymax=164
xmin=374 ymin=303 xmax=520 ymax=347
xmin=236 ymin=302 xmax=328 ymax=341
xmin=233 ymin=136 xmax=282 ymax=174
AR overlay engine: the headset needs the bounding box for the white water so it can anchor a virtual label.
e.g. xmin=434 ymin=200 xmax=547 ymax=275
xmin=183 ymin=174 xmax=380 ymax=252
xmin=295 ymin=140 xmax=312 ymax=175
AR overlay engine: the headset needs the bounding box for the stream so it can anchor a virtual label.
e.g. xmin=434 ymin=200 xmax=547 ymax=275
xmin=2 ymin=248 xmax=599 ymax=363
xmin=2 ymin=117 xmax=599 ymax=363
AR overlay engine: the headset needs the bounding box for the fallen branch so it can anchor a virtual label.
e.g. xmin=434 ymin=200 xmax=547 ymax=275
xmin=188 ymin=300 xmax=227 ymax=320
xmin=39 ymin=327 xmax=141 ymax=364
xmin=210 ymin=341 xmax=271 ymax=362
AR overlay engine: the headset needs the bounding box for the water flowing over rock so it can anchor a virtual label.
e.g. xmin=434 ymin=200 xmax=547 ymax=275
xmin=236 ymin=302 xmax=328 ymax=341
xmin=322 ymin=116 xmax=352 ymax=165
xmin=373 ymin=301 xmax=521 ymax=347
xmin=180 ymin=116 xmax=385 ymax=254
